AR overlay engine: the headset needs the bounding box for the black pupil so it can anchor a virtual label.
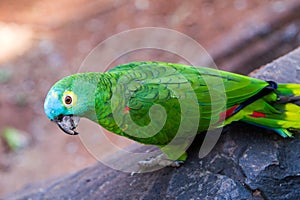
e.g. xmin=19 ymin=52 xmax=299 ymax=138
xmin=65 ymin=96 xmax=72 ymax=104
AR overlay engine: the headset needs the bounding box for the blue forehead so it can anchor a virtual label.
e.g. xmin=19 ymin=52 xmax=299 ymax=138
xmin=44 ymin=89 xmax=67 ymax=120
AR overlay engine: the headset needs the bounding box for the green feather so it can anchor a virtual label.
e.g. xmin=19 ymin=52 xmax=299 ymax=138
xmin=44 ymin=61 xmax=300 ymax=161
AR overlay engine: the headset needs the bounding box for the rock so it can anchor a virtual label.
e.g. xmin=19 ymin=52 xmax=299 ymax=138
xmin=4 ymin=47 xmax=300 ymax=200
xmin=251 ymin=47 xmax=300 ymax=83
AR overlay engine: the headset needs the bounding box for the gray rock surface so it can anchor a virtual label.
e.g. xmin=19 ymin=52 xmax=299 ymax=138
xmin=5 ymin=48 xmax=300 ymax=200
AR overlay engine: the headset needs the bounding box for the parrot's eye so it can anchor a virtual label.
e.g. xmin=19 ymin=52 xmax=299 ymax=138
xmin=65 ymin=95 xmax=72 ymax=105
xmin=62 ymin=91 xmax=77 ymax=107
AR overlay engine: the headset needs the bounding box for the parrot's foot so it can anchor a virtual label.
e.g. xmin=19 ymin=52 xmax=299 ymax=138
xmin=138 ymin=154 xmax=184 ymax=170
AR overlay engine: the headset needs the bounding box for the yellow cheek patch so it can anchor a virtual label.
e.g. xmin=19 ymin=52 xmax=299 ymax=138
xmin=62 ymin=91 xmax=78 ymax=108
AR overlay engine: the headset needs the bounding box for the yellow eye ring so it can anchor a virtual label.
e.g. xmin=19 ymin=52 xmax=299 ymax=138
xmin=62 ymin=91 xmax=77 ymax=107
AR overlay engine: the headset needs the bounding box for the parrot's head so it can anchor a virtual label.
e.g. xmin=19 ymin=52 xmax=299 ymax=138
xmin=44 ymin=73 xmax=98 ymax=135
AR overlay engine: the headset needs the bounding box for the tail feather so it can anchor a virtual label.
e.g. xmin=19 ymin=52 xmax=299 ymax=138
xmin=228 ymin=83 xmax=300 ymax=138
xmin=273 ymin=128 xmax=293 ymax=138
xmin=276 ymin=83 xmax=300 ymax=96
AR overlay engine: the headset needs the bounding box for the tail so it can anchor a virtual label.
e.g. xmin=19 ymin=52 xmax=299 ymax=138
xmin=228 ymin=83 xmax=300 ymax=138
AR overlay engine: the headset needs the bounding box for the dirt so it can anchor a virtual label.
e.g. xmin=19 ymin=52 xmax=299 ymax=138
xmin=0 ymin=0 xmax=286 ymax=197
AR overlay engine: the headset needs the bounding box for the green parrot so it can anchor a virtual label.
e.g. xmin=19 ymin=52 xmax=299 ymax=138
xmin=44 ymin=61 xmax=300 ymax=167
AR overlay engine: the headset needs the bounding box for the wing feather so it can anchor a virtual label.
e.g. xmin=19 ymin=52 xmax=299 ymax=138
xmin=109 ymin=62 xmax=269 ymax=138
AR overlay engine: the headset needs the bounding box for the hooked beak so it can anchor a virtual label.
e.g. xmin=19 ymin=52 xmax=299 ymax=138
xmin=53 ymin=115 xmax=80 ymax=135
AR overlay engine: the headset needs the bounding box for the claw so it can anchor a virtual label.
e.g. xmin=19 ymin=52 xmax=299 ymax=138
xmin=138 ymin=154 xmax=185 ymax=170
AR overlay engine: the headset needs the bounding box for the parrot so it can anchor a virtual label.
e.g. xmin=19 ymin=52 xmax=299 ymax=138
xmin=44 ymin=61 xmax=300 ymax=168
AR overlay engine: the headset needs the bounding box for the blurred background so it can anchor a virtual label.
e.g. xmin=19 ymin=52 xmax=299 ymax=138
xmin=0 ymin=0 xmax=300 ymax=196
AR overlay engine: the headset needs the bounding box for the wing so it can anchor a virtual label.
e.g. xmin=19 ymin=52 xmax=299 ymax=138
xmin=110 ymin=61 xmax=269 ymax=109
xmin=107 ymin=62 xmax=269 ymax=145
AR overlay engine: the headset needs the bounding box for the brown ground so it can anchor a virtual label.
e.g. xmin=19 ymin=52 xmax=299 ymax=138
xmin=0 ymin=0 xmax=286 ymax=196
